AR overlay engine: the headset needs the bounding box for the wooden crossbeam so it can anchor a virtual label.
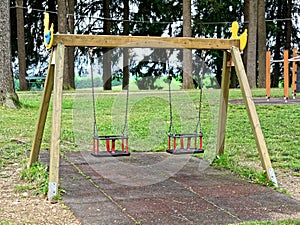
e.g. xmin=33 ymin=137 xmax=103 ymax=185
xmin=53 ymin=34 xmax=240 ymax=50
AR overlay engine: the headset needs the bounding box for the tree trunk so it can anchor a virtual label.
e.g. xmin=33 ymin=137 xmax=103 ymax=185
xmin=216 ymin=25 xmax=223 ymax=87
xmin=243 ymin=0 xmax=249 ymax=67
xmin=103 ymin=0 xmax=112 ymax=90
xmin=58 ymin=0 xmax=75 ymax=90
xmin=182 ymin=0 xmax=194 ymax=89
xmin=58 ymin=0 xmax=67 ymax=88
xmin=122 ymin=0 xmax=130 ymax=90
xmin=285 ymin=0 xmax=292 ymax=50
xmin=286 ymin=0 xmax=292 ymax=86
xmin=16 ymin=0 xmax=28 ymax=91
xmin=257 ymin=0 xmax=266 ymax=88
xmin=246 ymin=0 xmax=258 ymax=88
xmin=48 ymin=1 xmax=58 ymax=33
xmin=0 ymin=0 xmax=19 ymax=107
xmin=67 ymin=0 xmax=75 ymax=89
xmin=273 ymin=0 xmax=283 ymax=87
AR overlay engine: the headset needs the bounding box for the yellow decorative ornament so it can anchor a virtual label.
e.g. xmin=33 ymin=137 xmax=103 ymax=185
xmin=44 ymin=12 xmax=54 ymax=49
xmin=230 ymin=21 xmax=248 ymax=51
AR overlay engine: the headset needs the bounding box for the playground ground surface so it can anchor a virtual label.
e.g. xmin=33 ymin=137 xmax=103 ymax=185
xmin=1 ymin=93 xmax=299 ymax=224
xmin=51 ymin=151 xmax=300 ymax=225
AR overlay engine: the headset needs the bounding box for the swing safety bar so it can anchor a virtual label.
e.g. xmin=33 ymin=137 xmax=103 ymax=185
xmin=167 ymin=132 xmax=204 ymax=154
xmin=92 ymin=135 xmax=130 ymax=157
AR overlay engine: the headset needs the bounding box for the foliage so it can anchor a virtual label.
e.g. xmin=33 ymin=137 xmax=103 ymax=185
xmin=10 ymin=0 xmax=52 ymax=77
xmin=9 ymin=0 xmax=300 ymax=89
xmin=131 ymin=52 xmax=168 ymax=90
xmin=19 ymin=162 xmax=49 ymax=196
xmin=75 ymin=76 xmax=102 ymax=89
xmin=193 ymin=0 xmax=243 ymax=83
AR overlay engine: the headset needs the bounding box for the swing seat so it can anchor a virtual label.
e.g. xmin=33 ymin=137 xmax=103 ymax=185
xmin=166 ymin=133 xmax=204 ymax=154
xmin=91 ymin=135 xmax=130 ymax=157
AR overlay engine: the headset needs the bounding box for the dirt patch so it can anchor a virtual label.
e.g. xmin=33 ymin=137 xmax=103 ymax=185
xmin=276 ymin=170 xmax=300 ymax=201
xmin=0 ymin=163 xmax=80 ymax=224
xmin=239 ymin=160 xmax=300 ymax=201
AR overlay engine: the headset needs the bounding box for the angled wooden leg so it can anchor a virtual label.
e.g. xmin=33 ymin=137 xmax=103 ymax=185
xmin=231 ymin=46 xmax=278 ymax=187
xmin=216 ymin=51 xmax=231 ymax=155
xmin=28 ymin=50 xmax=55 ymax=167
xmin=48 ymin=44 xmax=65 ymax=200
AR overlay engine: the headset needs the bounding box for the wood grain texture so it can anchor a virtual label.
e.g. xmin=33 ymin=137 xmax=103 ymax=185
xmin=217 ymin=51 xmax=232 ymax=155
xmin=48 ymin=44 xmax=65 ymax=199
xmin=28 ymin=51 xmax=54 ymax=167
xmin=53 ymin=34 xmax=240 ymax=50
xmin=231 ymin=46 xmax=275 ymax=182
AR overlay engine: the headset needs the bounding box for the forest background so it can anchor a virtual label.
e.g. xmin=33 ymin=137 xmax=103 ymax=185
xmin=2 ymin=0 xmax=300 ymax=97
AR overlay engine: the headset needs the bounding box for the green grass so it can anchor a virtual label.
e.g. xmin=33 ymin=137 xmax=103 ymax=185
xmin=17 ymin=162 xmax=49 ymax=196
xmin=224 ymin=98 xmax=300 ymax=173
xmin=1 ymin=88 xmax=299 ymax=172
xmin=0 ymin=221 xmax=14 ymax=225
xmin=0 ymin=88 xmax=299 ymax=223
xmin=232 ymin=218 xmax=300 ymax=225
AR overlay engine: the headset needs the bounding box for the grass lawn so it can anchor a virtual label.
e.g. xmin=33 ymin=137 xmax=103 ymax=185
xmin=0 ymin=87 xmax=299 ymax=224
xmin=1 ymin=87 xmax=299 ymax=171
xmin=1 ymin=87 xmax=299 ymax=175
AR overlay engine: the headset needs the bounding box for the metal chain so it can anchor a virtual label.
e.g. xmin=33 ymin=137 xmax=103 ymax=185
xmin=195 ymin=50 xmax=207 ymax=134
xmin=167 ymin=51 xmax=176 ymax=134
xmin=89 ymin=48 xmax=98 ymax=137
xmin=121 ymin=79 xmax=130 ymax=137
xmin=121 ymin=49 xmax=131 ymax=137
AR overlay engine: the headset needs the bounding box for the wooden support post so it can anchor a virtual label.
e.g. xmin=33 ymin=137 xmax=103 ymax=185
xmin=231 ymin=46 xmax=278 ymax=186
xmin=28 ymin=51 xmax=55 ymax=167
xmin=48 ymin=44 xmax=65 ymax=200
xmin=284 ymin=50 xmax=289 ymax=102
xmin=216 ymin=51 xmax=231 ymax=154
xmin=292 ymin=48 xmax=298 ymax=99
xmin=266 ymin=51 xmax=271 ymax=100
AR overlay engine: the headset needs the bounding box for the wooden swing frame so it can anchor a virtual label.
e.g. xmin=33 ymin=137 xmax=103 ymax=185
xmin=28 ymin=33 xmax=277 ymax=200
